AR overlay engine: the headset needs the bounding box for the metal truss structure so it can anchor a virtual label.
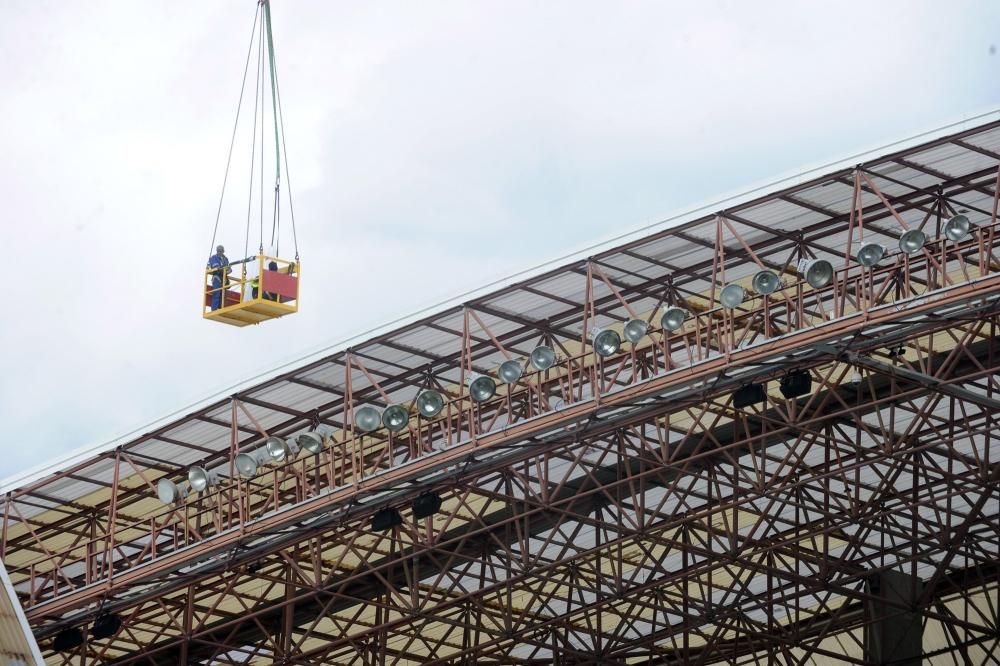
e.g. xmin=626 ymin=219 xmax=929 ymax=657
xmin=5 ymin=116 xmax=1000 ymax=664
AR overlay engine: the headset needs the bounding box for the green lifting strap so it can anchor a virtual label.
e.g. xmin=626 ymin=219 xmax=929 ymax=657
xmin=263 ymin=0 xmax=281 ymax=183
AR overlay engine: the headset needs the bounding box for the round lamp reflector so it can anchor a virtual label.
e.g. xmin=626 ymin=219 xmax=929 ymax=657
xmin=800 ymin=259 xmax=834 ymax=289
xmin=623 ymin=318 xmax=648 ymax=343
xmin=720 ymin=284 xmax=745 ymax=309
xmin=529 ymin=345 xmax=556 ymax=371
xmin=265 ymin=436 xmax=294 ymax=462
xmin=187 ymin=466 xmax=214 ymax=493
xmin=591 ymin=328 xmax=622 ymax=358
xmin=157 ymin=478 xmax=183 ymax=504
xmin=944 ymin=214 xmax=971 ymax=242
xmin=498 ymin=359 xmax=523 ymax=384
xmin=468 ymin=373 xmax=497 ymax=402
xmin=751 ymin=270 xmax=780 ymax=296
xmin=354 ymin=405 xmax=382 ymax=433
xmin=660 ymin=307 xmax=687 ymax=332
xmin=416 ymin=390 xmax=445 ymax=418
xmin=898 ymin=229 xmax=926 ymax=255
xmin=296 ymin=432 xmax=324 ymax=455
xmin=857 ymin=243 xmax=885 ymax=267
xmin=382 ymin=404 xmax=409 ymax=432
xmin=235 ymin=452 xmax=260 ymax=478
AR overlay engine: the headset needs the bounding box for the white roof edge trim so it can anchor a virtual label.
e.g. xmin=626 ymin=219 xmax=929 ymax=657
xmin=4 ymin=106 xmax=999 ymax=495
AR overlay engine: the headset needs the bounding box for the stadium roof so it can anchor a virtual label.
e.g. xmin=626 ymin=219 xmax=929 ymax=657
xmin=6 ymin=109 xmax=1000 ymax=664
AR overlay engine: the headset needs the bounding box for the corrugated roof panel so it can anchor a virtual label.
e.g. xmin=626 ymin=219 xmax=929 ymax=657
xmin=965 ymin=127 xmax=1000 ymax=152
xmin=432 ymin=310 xmax=466 ymax=335
xmin=386 ymin=326 xmax=454 ymax=357
xmin=529 ymin=271 xmax=588 ymax=302
xmin=791 ymin=179 xmax=857 ymax=212
xmin=354 ymin=341 xmax=420 ymax=370
xmin=156 ymin=419 xmax=230 ymax=449
xmin=736 ymin=199 xmax=812 ymax=232
xmin=293 ymin=362 xmax=342 ymax=391
xmin=480 ymin=290 xmax=556 ymax=323
xmin=250 ymin=382 xmax=332 ymax=414
xmin=909 ymin=141 xmax=999 ymax=177
xmin=596 ymin=255 xmax=661 ymax=285
xmin=629 ymin=238 xmax=710 ymax=276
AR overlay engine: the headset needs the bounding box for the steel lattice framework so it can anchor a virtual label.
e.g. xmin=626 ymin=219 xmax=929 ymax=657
xmin=4 ymin=116 xmax=1000 ymax=664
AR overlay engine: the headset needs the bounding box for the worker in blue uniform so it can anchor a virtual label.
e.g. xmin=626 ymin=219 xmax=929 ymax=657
xmin=207 ymin=245 xmax=231 ymax=310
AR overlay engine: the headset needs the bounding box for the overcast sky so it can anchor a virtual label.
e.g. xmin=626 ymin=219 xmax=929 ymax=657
xmin=0 ymin=1 xmax=997 ymax=481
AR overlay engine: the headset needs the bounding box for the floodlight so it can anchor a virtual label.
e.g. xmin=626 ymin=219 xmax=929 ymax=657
xmin=898 ymin=229 xmax=926 ymax=255
xmin=234 ymin=452 xmax=261 ymax=478
xmin=660 ymin=307 xmax=687 ymax=332
xmin=416 ymin=390 xmax=445 ymax=418
xmin=529 ymin=345 xmax=556 ymax=370
xmin=296 ymin=432 xmax=324 ymax=455
xmin=751 ymin=270 xmax=780 ymax=295
xmin=779 ymin=370 xmax=812 ymax=399
xmin=412 ymin=492 xmax=443 ymax=519
xmin=371 ymin=507 xmax=403 ymax=531
xmin=798 ymin=259 xmax=834 ymax=289
xmin=468 ymin=373 xmax=497 ymax=402
xmin=265 ymin=436 xmax=297 ymax=462
xmin=857 ymin=243 xmax=885 ymax=267
xmin=720 ymin=284 xmax=745 ymax=309
xmin=92 ymin=613 xmax=122 ymax=640
xmin=53 ymin=627 xmax=83 ymax=652
xmin=382 ymin=404 xmax=409 ymax=432
xmin=354 ymin=405 xmax=382 ymax=432
xmin=944 ymin=214 xmax=972 ymax=242
xmin=156 ymin=478 xmax=187 ymax=504
xmin=591 ymin=327 xmax=621 ymax=357
xmin=732 ymin=383 xmax=766 ymax=408
xmin=623 ymin=318 xmax=648 ymax=343
xmin=498 ymin=359 xmax=523 ymax=384
xmin=187 ymin=466 xmax=217 ymax=493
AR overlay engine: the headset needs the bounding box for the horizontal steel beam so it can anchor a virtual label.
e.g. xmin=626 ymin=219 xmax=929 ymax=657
xmin=844 ymin=352 xmax=1000 ymax=413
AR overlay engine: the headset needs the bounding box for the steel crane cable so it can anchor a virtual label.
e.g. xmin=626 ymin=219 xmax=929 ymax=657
xmin=262 ymin=0 xmax=299 ymax=261
xmin=245 ymin=17 xmax=264 ymax=264
xmin=208 ymin=4 xmax=263 ymax=260
xmin=274 ymin=52 xmax=299 ymax=261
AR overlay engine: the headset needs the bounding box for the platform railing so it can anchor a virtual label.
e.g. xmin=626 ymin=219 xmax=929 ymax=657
xmin=203 ymin=254 xmax=299 ymax=315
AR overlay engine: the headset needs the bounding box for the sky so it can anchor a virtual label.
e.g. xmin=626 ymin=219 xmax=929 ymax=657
xmin=0 ymin=0 xmax=997 ymax=481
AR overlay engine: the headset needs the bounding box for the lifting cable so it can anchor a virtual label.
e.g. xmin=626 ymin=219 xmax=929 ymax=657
xmin=277 ymin=73 xmax=300 ymax=261
xmin=245 ymin=14 xmax=263 ymax=264
xmin=208 ymin=4 xmax=261 ymax=259
xmin=209 ymin=0 xmax=299 ymax=263
xmin=273 ymin=32 xmax=300 ymax=261
xmin=263 ymin=0 xmax=299 ymax=260
xmin=264 ymin=0 xmax=281 ymax=257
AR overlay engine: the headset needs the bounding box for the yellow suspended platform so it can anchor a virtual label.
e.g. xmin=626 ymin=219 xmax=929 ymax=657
xmin=204 ymin=255 xmax=300 ymax=327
